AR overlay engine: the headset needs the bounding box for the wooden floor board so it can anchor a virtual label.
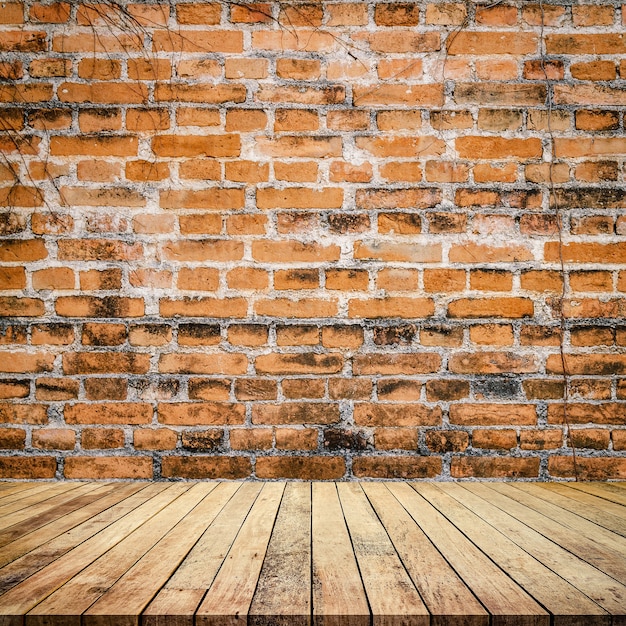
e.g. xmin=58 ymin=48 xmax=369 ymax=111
xmin=417 ymin=483 xmax=609 ymax=626
xmin=530 ymin=484 xmax=626 ymax=535
xmin=459 ymin=484 xmax=626 ymax=616
xmin=0 ymin=482 xmax=621 ymax=626
xmin=484 ymin=483 xmax=626 ymax=584
xmin=566 ymin=483 xmax=626 ymax=507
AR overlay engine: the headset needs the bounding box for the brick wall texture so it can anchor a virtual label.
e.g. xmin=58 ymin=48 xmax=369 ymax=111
xmin=1 ymin=0 xmax=625 ymax=481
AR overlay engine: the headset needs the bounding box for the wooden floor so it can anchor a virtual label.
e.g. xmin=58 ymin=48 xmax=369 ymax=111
xmin=0 ymin=482 xmax=624 ymax=626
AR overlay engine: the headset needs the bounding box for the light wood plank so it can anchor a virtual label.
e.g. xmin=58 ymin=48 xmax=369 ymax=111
xmin=460 ymin=483 xmax=626 ymax=616
xmin=311 ymin=482 xmax=369 ymax=626
xmin=363 ymin=482 xmax=489 ymax=626
xmin=515 ymin=483 xmax=626 ymax=536
xmin=0 ymin=484 xmax=51 ymax=504
xmin=143 ymin=481 xmax=263 ymax=626
xmin=417 ymin=483 xmax=609 ymax=626
xmin=566 ymin=483 xmax=626 ymax=507
xmin=338 ymin=483 xmax=429 ymax=626
xmin=0 ymin=484 xmax=146 ymax=570
xmin=486 ymin=483 xmax=626 ymax=584
xmin=0 ymin=483 xmax=83 ymax=527
xmin=249 ymin=482 xmax=311 ymax=626
xmin=82 ymin=483 xmax=241 ymax=626
xmin=196 ymin=482 xmax=285 ymax=626
xmin=0 ymin=484 xmax=181 ymax=622
xmin=0 ymin=483 xmax=109 ymax=548
xmin=390 ymin=483 xmax=549 ymax=626
xmin=26 ymin=484 xmax=210 ymax=626
xmin=161 ymin=482 xmax=262 ymax=591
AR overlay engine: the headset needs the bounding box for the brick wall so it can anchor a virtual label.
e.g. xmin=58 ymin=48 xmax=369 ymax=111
xmin=1 ymin=0 xmax=625 ymax=481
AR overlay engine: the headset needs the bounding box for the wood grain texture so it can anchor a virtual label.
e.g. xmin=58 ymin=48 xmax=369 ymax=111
xmin=0 ymin=482 xmax=620 ymax=626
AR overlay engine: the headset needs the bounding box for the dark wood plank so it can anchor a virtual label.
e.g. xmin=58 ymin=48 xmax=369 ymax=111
xmin=249 ymin=482 xmax=311 ymax=626
xmin=338 ymin=483 xmax=429 ymax=626
xmin=0 ymin=483 xmax=147 ymax=571
xmin=0 ymin=483 xmax=113 ymax=548
xmin=195 ymin=482 xmax=285 ymax=626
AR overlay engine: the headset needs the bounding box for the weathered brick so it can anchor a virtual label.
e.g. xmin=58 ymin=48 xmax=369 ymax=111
xmin=65 ymin=457 xmax=152 ymax=479
xmin=353 ymin=456 xmax=441 ymax=479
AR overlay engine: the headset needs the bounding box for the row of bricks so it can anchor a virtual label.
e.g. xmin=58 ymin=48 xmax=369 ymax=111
xmin=6 ymin=159 xmax=626 ymax=190
xmin=3 ymin=210 xmax=626 ymax=238
xmin=3 ymin=238 xmax=626 ymax=264
xmin=2 ymin=349 xmax=626 ymax=376
xmin=2 ymin=2 xmax=625 ymax=29
xmin=0 ymin=296 xmax=626 ymax=320
xmin=4 ymin=81 xmax=626 ymax=108
xmin=4 ymin=265 xmax=626 ymax=292
xmin=5 ymin=186 xmax=626 ymax=213
xmin=6 ymin=54 xmax=626 ymax=83
xmin=4 ymin=28 xmax=626 ymax=56
xmin=3 ymin=400 xmax=626 ymax=425
xmin=8 ymin=134 xmax=626 ymax=161
xmin=0 ymin=454 xmax=620 ymax=480
xmin=2 ymin=322 xmax=626 ymax=348
xmin=0 ymin=425 xmax=624 ymax=452
xmin=3 ymin=296 xmax=626 ymax=320
xmin=6 ymin=107 xmax=626 ymax=137
xmin=4 ymin=375 xmax=626 ymax=402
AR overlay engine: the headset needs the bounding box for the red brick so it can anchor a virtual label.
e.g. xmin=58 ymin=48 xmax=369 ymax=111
xmin=452 ymin=457 xmax=539 ymax=479
xmin=449 ymin=352 xmax=538 ymax=374
xmin=0 ymin=457 xmax=56 ymax=479
xmin=252 ymin=403 xmax=339 ymax=425
xmin=548 ymin=457 xmax=626 ymax=481
xmin=65 ymin=457 xmax=152 ymax=479
xmin=158 ymin=402 xmax=245 ymax=425
xmin=256 ymin=456 xmax=344 ymax=480
xmin=353 ymin=456 xmax=441 ymax=479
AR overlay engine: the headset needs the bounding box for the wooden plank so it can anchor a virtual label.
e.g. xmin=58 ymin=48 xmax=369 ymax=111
xmin=311 ymin=482 xmax=369 ymax=626
xmin=362 ymin=482 xmax=489 ymax=626
xmin=26 ymin=484 xmax=210 ymax=626
xmin=517 ymin=483 xmax=626 ymax=537
xmin=566 ymin=483 xmax=626 ymax=507
xmin=195 ymin=482 xmax=285 ymax=626
xmin=0 ymin=483 xmax=183 ymax=622
xmin=338 ymin=483 xmax=429 ymax=626
xmin=486 ymin=483 xmax=626 ymax=584
xmin=82 ymin=482 xmax=240 ymax=626
xmin=0 ymin=484 xmax=151 ymax=594
xmin=390 ymin=483 xmax=549 ymax=626
xmin=417 ymin=483 xmax=609 ymax=626
xmin=143 ymin=482 xmax=263 ymax=626
xmin=0 ymin=482 xmax=83 ymax=526
xmin=249 ymin=482 xmax=311 ymax=626
xmin=0 ymin=484 xmax=50 ymax=504
xmin=459 ymin=483 xmax=626 ymax=616
xmin=0 ymin=483 xmax=110 ymax=548
xmin=0 ymin=483 xmax=146 ymax=570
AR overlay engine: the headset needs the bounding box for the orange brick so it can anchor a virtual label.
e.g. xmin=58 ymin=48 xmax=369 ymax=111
xmin=353 ymin=457 xmax=441 ymax=479
xmin=65 ymin=457 xmax=152 ymax=479
xmin=82 ymin=428 xmax=124 ymax=449
xmin=256 ymin=456 xmax=344 ymax=480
